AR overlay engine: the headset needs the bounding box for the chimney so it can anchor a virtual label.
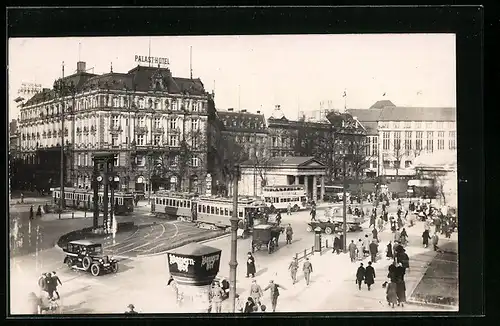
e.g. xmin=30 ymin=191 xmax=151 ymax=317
xmin=241 ymin=109 xmax=247 ymax=113
xmin=227 ymin=108 xmax=234 ymax=112
xmin=256 ymin=110 xmax=261 ymax=114
xmin=275 ymin=104 xmax=281 ymax=110
xmin=77 ymin=61 xmax=86 ymax=73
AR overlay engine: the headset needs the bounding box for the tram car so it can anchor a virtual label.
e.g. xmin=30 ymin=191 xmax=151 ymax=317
xmin=51 ymin=187 xmax=134 ymax=215
xmin=151 ymin=192 xmax=268 ymax=230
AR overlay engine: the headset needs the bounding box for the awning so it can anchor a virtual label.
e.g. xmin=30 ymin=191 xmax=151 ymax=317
xmin=408 ymin=179 xmax=434 ymax=187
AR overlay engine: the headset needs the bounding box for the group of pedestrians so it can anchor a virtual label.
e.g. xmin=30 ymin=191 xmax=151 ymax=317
xmin=29 ymin=205 xmax=44 ymax=220
xmin=37 ymin=272 xmax=62 ymax=300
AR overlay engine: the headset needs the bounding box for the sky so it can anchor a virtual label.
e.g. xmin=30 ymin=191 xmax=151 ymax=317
xmin=8 ymin=34 xmax=456 ymax=121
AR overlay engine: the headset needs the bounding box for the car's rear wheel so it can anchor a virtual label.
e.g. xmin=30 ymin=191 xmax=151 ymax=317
xmin=111 ymin=263 xmax=118 ymax=273
xmin=66 ymin=258 xmax=73 ymax=268
xmin=90 ymin=263 xmax=101 ymax=276
xmin=82 ymin=257 xmax=92 ymax=270
xmin=325 ymin=226 xmax=333 ymax=235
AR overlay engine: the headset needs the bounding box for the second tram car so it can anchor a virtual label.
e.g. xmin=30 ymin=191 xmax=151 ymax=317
xmin=152 ymin=192 xmax=267 ymax=230
xmin=51 ymin=187 xmax=134 ymax=215
xmin=262 ymin=185 xmax=308 ymax=212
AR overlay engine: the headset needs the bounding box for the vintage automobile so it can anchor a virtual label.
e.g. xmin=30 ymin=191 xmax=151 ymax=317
xmin=251 ymin=224 xmax=284 ymax=254
xmin=306 ymin=220 xmax=340 ymax=234
xmin=63 ymin=240 xmax=118 ymax=276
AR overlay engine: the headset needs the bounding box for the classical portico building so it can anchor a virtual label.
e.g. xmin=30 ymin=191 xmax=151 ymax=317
xmin=238 ymin=156 xmax=327 ymax=202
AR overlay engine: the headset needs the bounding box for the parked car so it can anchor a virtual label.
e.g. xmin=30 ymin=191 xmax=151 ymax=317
xmin=63 ymin=240 xmax=118 ymax=276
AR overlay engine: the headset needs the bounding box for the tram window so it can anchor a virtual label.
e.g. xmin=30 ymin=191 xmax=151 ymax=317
xmin=188 ymin=201 xmax=191 ymax=208
xmin=224 ymin=208 xmax=229 ymax=216
xmin=202 ymin=205 xmax=206 ymax=213
xmin=198 ymin=205 xmax=201 ymax=212
xmin=216 ymin=207 xmax=220 ymax=215
xmin=210 ymin=206 xmax=215 ymax=215
xmin=238 ymin=211 xmax=243 ymax=218
xmin=229 ymin=210 xmax=233 ymax=216
xmin=183 ymin=200 xmax=187 ymax=208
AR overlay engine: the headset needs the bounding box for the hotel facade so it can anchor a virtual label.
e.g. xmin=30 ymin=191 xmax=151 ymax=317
xmin=17 ymin=61 xmax=213 ymax=194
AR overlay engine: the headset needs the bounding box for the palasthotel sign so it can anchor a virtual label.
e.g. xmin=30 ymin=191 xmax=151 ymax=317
xmin=135 ymin=55 xmax=169 ymax=65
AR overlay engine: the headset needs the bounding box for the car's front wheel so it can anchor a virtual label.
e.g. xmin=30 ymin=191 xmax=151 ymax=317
xmin=66 ymin=258 xmax=73 ymax=268
xmin=306 ymin=225 xmax=313 ymax=232
xmin=325 ymin=226 xmax=333 ymax=235
xmin=82 ymin=257 xmax=92 ymax=270
xmin=111 ymin=263 xmax=118 ymax=273
xmin=90 ymin=263 xmax=101 ymax=276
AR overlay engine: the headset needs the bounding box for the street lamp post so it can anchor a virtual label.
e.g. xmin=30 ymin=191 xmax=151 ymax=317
xmin=342 ymin=156 xmax=347 ymax=253
xmin=229 ymin=164 xmax=240 ymax=313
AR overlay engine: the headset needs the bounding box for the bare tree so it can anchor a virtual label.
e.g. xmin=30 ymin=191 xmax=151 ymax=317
xmin=393 ymin=142 xmax=406 ymax=177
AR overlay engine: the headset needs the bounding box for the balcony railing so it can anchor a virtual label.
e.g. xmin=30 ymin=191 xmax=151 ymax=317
xmin=152 ymin=127 xmax=165 ymax=134
xmin=135 ymin=126 xmax=148 ymax=134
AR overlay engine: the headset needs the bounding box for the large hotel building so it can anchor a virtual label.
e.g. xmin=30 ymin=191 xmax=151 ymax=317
xmin=17 ymin=61 xmax=214 ymax=194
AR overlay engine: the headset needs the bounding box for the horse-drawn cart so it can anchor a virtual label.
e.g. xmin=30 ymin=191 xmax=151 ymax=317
xmin=251 ymin=224 xmax=284 ymax=254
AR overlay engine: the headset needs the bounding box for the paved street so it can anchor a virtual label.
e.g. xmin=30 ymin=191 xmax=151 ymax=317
xmin=9 ymin=198 xmax=457 ymax=314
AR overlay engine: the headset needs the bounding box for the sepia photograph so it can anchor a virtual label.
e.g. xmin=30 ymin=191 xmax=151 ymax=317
xmin=8 ymin=33 xmax=459 ymax=315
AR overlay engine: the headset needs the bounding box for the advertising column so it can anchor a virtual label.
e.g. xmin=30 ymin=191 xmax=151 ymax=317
xmin=167 ymin=243 xmax=221 ymax=312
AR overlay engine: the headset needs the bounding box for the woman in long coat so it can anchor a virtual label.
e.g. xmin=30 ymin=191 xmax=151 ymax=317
xmin=396 ymin=280 xmax=407 ymax=306
xmin=364 ymin=261 xmax=376 ymax=290
xmin=246 ymin=252 xmax=256 ymax=278
xmin=422 ymin=230 xmax=431 ymax=248
xmin=386 ymin=241 xmax=393 ymax=260
xmin=386 ymin=281 xmax=398 ymax=308
xmin=355 ymin=263 xmax=365 ymax=290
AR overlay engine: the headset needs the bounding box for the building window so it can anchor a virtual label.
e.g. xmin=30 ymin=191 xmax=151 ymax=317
xmin=169 ymin=118 xmax=177 ymax=130
xmin=404 ymin=121 xmax=412 ymax=129
xmin=383 ymin=160 xmax=390 ymax=169
xmin=394 ymin=131 xmax=401 ymax=151
xmin=372 ymin=160 xmax=377 ymax=169
xmin=154 ymin=135 xmax=161 ymax=146
xmin=382 ymin=132 xmax=390 ymax=150
xmin=449 ymin=131 xmax=456 ymax=149
xmin=154 ymin=117 xmax=161 ymax=129
xmin=191 ymin=118 xmax=199 ymax=131
xmin=191 ymin=157 xmax=200 ymax=167
xmin=366 ymin=137 xmax=372 ymax=156
xmin=111 ymin=134 xmax=118 ymax=146
xmin=394 ymin=161 xmax=401 ymax=169
xmin=448 ymin=121 xmax=455 ymax=129
xmin=84 ymin=154 xmax=88 ymax=166
xmin=426 ymin=131 xmax=434 ymax=152
xmin=404 ymin=131 xmax=412 ymax=154
xmin=415 ymin=121 xmax=422 ymax=129
xmin=393 ymin=121 xmax=400 ymax=129
xmin=77 ymin=153 xmax=81 ymax=166
xmin=114 ymin=155 xmax=119 ymax=166
xmin=171 ymin=100 xmax=177 ymax=111
xmin=137 ymin=135 xmax=145 ymax=146
xmin=272 ymin=137 xmax=278 ymax=147
xmin=113 ymin=97 xmax=120 ymax=108
xmin=138 ymin=117 xmax=145 ymax=127
xmin=416 ymin=131 xmax=423 ymax=151
xmin=405 ymin=160 xmax=412 ymax=168
xmin=169 ymin=135 xmax=178 ymax=147
xmin=426 ymin=121 xmax=433 ymax=129
xmin=436 ymin=121 xmax=444 ymax=129
xmin=138 ymin=98 xmax=145 ymax=109
xmin=437 ymin=131 xmax=445 ymax=150
xmin=112 ymin=115 xmax=119 ymax=128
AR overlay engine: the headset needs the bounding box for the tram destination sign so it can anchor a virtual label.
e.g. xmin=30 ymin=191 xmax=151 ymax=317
xmin=135 ymin=55 xmax=169 ymax=66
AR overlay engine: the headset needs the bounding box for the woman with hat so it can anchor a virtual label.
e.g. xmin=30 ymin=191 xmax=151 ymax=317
xmin=246 ymin=252 xmax=256 ymax=278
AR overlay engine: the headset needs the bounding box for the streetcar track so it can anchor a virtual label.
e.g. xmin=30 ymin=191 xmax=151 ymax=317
xmin=112 ymin=223 xmax=166 ymax=256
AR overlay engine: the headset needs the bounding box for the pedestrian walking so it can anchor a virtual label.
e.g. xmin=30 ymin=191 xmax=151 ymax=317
xmin=422 ymin=229 xmax=431 ymax=248
xmin=386 ymin=241 xmax=393 ymax=260
xmin=369 ymin=214 xmax=376 ymax=229
xmin=378 ymin=217 xmax=384 ymax=232
xmin=249 ymin=279 xmax=263 ymax=306
xmin=369 ymin=240 xmax=378 ymax=263
xmin=45 ymin=272 xmax=55 ymax=299
xmin=363 ymin=235 xmax=370 ymax=257
xmin=348 ymin=240 xmax=357 ymax=262
xmin=432 ymin=233 xmax=439 ymax=251
xmin=333 ymin=235 xmax=341 ymax=254
xmin=397 ymin=216 xmax=403 ymax=230
xmin=310 ymin=207 xmax=316 ymax=221
xmin=364 ymin=261 xmax=376 ymax=291
xmin=356 ymin=239 xmax=364 ymax=260
xmin=38 ymin=273 xmax=48 ymax=294
xmin=125 ymin=304 xmax=138 ymax=314
xmin=36 ymin=205 xmax=42 ymax=217
xmin=372 ymin=227 xmax=379 ymax=242
xmin=29 ymin=205 xmax=34 ymax=220
xmin=356 ymin=263 xmax=366 ymax=290
xmin=285 ymin=224 xmax=293 ymax=245
xmin=276 ymin=211 xmax=282 ymax=225
xmin=246 ymin=252 xmax=256 ymax=278
xmin=50 ymin=272 xmax=62 ymax=300
xmin=434 ymin=217 xmax=442 ymax=234
xmin=287 ymin=203 xmax=292 ymax=215
xmin=210 ymin=281 xmax=224 ymax=313
xmin=244 ymin=297 xmax=257 ymax=313
xmin=302 ymin=257 xmax=313 ymax=285
xmin=400 ymin=228 xmax=408 ymax=246
xmin=263 ymin=280 xmax=286 ymax=312
xmin=20 ymin=193 xmax=24 ymax=204
xmin=394 ymin=229 xmax=401 ymax=243
xmin=288 ymin=257 xmax=298 ymax=284
xmin=386 ymin=281 xmax=398 ymax=308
